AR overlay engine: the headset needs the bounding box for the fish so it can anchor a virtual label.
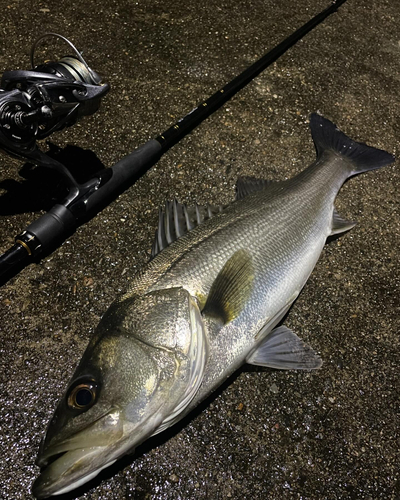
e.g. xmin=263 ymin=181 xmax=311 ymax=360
xmin=32 ymin=114 xmax=394 ymax=498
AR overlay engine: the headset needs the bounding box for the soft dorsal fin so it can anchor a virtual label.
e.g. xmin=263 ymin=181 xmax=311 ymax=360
xmin=202 ymin=249 xmax=254 ymax=324
xmin=236 ymin=176 xmax=277 ymax=200
xmin=151 ymin=200 xmax=225 ymax=258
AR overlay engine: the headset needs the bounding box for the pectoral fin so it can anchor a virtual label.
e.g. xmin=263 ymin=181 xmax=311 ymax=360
xmin=202 ymin=249 xmax=254 ymax=324
xmin=246 ymin=325 xmax=322 ymax=370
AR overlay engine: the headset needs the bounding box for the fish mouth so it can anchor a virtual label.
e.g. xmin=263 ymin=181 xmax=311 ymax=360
xmin=32 ymin=410 xmax=126 ymax=498
xmin=32 ymin=445 xmax=119 ymax=498
xmin=32 ymin=405 xmax=167 ymax=497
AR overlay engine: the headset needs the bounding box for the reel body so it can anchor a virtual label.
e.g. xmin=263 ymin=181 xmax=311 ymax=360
xmin=0 ymin=34 xmax=109 ymax=163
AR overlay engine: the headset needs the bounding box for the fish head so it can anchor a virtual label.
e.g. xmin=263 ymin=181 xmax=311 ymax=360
xmin=33 ymin=286 xmax=206 ymax=498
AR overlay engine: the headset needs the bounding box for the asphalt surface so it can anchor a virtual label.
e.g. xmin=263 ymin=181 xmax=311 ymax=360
xmin=0 ymin=0 xmax=399 ymax=499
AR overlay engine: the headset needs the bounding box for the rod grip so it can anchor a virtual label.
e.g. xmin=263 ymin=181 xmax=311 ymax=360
xmin=0 ymin=204 xmax=76 ymax=278
xmin=23 ymin=204 xmax=77 ymax=251
xmin=85 ymin=139 xmax=162 ymax=214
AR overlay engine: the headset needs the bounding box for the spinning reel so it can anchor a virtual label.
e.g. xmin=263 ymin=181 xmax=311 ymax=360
xmin=0 ymin=33 xmax=109 ymax=186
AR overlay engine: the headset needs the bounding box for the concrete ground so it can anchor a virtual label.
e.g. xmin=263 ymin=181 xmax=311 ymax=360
xmin=0 ymin=0 xmax=398 ymax=498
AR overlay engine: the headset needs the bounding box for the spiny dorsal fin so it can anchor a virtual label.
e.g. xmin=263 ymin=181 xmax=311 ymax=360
xmin=236 ymin=176 xmax=277 ymax=200
xmin=202 ymin=249 xmax=254 ymax=324
xmin=330 ymin=207 xmax=356 ymax=236
xmin=151 ymin=200 xmax=225 ymax=258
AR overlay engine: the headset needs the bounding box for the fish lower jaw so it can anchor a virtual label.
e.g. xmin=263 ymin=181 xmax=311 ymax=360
xmin=45 ymin=459 xmax=117 ymax=497
xmin=32 ymin=446 xmax=118 ymax=499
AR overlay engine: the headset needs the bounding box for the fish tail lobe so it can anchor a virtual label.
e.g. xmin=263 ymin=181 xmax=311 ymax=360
xmin=310 ymin=113 xmax=394 ymax=175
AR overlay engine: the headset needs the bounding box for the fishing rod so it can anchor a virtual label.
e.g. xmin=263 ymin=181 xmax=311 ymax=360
xmin=0 ymin=0 xmax=347 ymax=283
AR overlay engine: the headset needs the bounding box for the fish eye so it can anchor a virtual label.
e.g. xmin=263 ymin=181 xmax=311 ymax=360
xmin=67 ymin=380 xmax=98 ymax=410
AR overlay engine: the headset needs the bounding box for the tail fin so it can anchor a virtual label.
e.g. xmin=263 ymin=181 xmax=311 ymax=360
xmin=310 ymin=113 xmax=395 ymax=174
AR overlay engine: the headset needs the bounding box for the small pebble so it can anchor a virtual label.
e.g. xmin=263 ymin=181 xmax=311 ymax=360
xmin=270 ymin=383 xmax=279 ymax=394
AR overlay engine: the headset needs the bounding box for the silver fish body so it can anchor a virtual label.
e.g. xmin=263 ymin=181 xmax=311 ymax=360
xmin=33 ymin=114 xmax=394 ymax=498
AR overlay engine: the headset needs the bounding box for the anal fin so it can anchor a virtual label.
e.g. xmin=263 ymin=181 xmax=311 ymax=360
xmin=246 ymin=325 xmax=322 ymax=370
xmin=330 ymin=208 xmax=356 ymax=236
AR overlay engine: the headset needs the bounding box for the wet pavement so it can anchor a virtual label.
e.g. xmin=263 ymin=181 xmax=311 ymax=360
xmin=0 ymin=0 xmax=399 ymax=498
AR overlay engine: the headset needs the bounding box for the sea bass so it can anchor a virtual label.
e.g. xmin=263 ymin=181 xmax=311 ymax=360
xmin=33 ymin=114 xmax=394 ymax=497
